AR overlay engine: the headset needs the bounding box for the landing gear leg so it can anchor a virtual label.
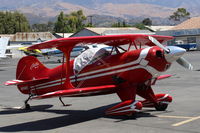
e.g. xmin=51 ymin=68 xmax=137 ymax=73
xmin=59 ymin=97 xmax=71 ymax=106
xmin=137 ymin=86 xmax=172 ymax=111
xmin=23 ymin=95 xmax=32 ymax=110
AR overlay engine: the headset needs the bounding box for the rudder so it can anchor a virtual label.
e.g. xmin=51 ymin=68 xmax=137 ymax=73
xmin=16 ymin=56 xmax=49 ymax=80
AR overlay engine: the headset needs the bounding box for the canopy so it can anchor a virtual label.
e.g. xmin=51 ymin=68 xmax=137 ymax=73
xmin=73 ymin=47 xmax=109 ymax=75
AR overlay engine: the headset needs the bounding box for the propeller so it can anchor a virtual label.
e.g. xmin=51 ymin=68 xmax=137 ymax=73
xmin=176 ymin=57 xmax=193 ymax=70
xmin=148 ymin=36 xmax=194 ymax=70
xmin=148 ymin=36 xmax=170 ymax=53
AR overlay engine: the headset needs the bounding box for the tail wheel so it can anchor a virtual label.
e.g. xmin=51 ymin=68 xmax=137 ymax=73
xmin=155 ymin=102 xmax=168 ymax=111
xmin=25 ymin=104 xmax=31 ymax=110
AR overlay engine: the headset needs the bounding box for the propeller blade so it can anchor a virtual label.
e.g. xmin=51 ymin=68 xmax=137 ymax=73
xmin=148 ymin=36 xmax=170 ymax=53
xmin=176 ymin=57 xmax=193 ymax=70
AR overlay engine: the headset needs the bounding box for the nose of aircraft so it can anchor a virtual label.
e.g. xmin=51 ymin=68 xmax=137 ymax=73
xmin=164 ymin=46 xmax=186 ymax=63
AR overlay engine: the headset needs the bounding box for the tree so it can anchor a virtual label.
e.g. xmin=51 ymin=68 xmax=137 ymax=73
xmin=142 ymin=18 xmax=152 ymax=26
xmin=32 ymin=24 xmax=47 ymax=32
xmin=14 ymin=11 xmax=30 ymax=32
xmin=74 ymin=10 xmax=87 ymax=31
xmin=134 ymin=23 xmax=148 ymax=30
xmin=111 ymin=21 xmax=121 ymax=27
xmin=111 ymin=21 xmax=130 ymax=27
xmin=54 ymin=10 xmax=87 ymax=33
xmin=54 ymin=11 xmax=68 ymax=33
xmin=169 ymin=8 xmax=190 ymax=22
xmin=47 ymin=21 xmax=54 ymax=32
xmin=32 ymin=21 xmax=54 ymax=32
xmin=0 ymin=11 xmax=30 ymax=34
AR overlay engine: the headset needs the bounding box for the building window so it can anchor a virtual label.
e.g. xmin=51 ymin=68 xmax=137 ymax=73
xmin=187 ymin=37 xmax=196 ymax=44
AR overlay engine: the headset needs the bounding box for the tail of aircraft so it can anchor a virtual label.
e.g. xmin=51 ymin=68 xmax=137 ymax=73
xmin=5 ymin=56 xmax=50 ymax=94
xmin=16 ymin=56 xmax=49 ymax=80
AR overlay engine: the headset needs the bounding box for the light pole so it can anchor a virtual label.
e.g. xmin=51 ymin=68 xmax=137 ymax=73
xmin=87 ymin=15 xmax=93 ymax=26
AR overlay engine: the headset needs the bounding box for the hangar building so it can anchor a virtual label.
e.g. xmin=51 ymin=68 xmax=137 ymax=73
xmin=71 ymin=27 xmax=154 ymax=37
xmin=157 ymin=17 xmax=200 ymax=50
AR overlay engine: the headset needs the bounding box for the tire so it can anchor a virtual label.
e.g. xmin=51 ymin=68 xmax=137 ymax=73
xmin=155 ymin=102 xmax=168 ymax=111
xmin=25 ymin=104 xmax=31 ymax=110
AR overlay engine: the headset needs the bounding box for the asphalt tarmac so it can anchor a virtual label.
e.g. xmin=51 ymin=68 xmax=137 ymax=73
xmin=0 ymin=52 xmax=200 ymax=133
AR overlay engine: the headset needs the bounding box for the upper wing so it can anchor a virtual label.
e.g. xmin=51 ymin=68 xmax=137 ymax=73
xmin=28 ymin=34 xmax=173 ymax=50
xmin=32 ymin=85 xmax=116 ymax=99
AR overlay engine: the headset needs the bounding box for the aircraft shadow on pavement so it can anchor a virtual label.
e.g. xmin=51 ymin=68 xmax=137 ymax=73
xmin=0 ymin=103 xmax=156 ymax=132
xmin=0 ymin=104 xmax=54 ymax=115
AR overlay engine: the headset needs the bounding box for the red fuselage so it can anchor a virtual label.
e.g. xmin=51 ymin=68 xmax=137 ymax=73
xmin=17 ymin=46 xmax=170 ymax=96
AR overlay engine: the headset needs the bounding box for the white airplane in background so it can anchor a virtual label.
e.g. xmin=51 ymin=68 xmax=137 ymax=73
xmin=0 ymin=37 xmax=10 ymax=59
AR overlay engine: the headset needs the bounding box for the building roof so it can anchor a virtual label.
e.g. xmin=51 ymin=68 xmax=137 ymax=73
xmin=0 ymin=34 xmax=14 ymax=39
xmin=10 ymin=32 xmax=56 ymax=42
xmin=104 ymin=29 xmax=154 ymax=35
xmin=54 ymin=33 xmax=73 ymax=38
xmin=171 ymin=17 xmax=200 ymax=30
xmin=71 ymin=27 xmax=153 ymax=37
xmin=146 ymin=26 xmax=175 ymax=31
xmin=85 ymin=27 xmax=139 ymax=35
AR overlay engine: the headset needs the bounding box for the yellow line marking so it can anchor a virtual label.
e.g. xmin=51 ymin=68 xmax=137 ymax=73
xmin=157 ymin=115 xmax=193 ymax=119
xmin=156 ymin=115 xmax=200 ymax=126
xmin=172 ymin=116 xmax=200 ymax=127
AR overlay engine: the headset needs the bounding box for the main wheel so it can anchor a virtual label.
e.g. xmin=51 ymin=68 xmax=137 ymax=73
xmin=155 ymin=102 xmax=168 ymax=111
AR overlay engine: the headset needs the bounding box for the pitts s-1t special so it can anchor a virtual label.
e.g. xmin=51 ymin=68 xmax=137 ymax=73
xmin=5 ymin=34 xmax=193 ymax=116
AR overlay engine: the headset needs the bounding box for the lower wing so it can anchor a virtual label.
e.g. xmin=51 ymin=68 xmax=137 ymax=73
xmin=32 ymin=85 xmax=117 ymax=99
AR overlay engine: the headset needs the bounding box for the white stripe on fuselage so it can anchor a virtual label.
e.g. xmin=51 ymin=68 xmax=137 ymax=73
xmin=71 ymin=47 xmax=151 ymax=79
xmin=29 ymin=47 xmax=160 ymax=90
xmin=35 ymin=81 xmax=65 ymax=90
xmin=34 ymin=78 xmax=66 ymax=87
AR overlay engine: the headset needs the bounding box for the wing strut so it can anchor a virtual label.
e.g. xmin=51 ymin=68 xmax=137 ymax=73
xmin=60 ymin=51 xmax=65 ymax=86
xmin=58 ymin=45 xmax=75 ymax=89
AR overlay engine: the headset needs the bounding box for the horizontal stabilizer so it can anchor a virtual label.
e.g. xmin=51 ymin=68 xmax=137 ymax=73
xmin=151 ymin=74 xmax=172 ymax=85
xmin=157 ymin=74 xmax=172 ymax=80
xmin=32 ymin=85 xmax=117 ymax=99
xmin=4 ymin=77 xmax=49 ymax=86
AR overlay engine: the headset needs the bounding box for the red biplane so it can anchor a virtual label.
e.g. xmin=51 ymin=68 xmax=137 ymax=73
xmin=5 ymin=34 xmax=193 ymax=116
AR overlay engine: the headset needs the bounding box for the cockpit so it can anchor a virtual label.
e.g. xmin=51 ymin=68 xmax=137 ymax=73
xmin=73 ymin=47 xmax=110 ymax=75
xmin=73 ymin=44 xmax=131 ymax=75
